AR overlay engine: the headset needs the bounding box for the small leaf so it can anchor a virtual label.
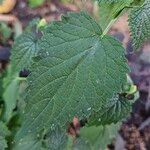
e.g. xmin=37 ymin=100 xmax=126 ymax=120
xmin=98 ymin=0 xmax=133 ymax=31
xmin=3 ymin=78 xmax=20 ymax=122
xmin=0 ymin=122 xmax=10 ymax=150
xmin=78 ymin=123 xmax=121 ymax=150
xmin=14 ymin=126 xmax=68 ymax=150
xmin=11 ymin=20 xmax=42 ymax=76
xmin=129 ymin=0 xmax=150 ymax=50
xmin=0 ymin=73 xmax=4 ymax=101
xmin=0 ymin=22 xmax=12 ymax=43
xmin=0 ymin=121 xmax=10 ymax=137
xmin=16 ymin=11 xmax=128 ymax=140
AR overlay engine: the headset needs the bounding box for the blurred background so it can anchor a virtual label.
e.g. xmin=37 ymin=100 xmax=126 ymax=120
xmin=0 ymin=0 xmax=150 ymax=149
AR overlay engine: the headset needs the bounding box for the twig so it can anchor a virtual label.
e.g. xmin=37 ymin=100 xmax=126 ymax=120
xmin=0 ymin=14 xmax=16 ymax=22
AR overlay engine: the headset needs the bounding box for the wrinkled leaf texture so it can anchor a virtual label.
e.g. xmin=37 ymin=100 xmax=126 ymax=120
xmin=16 ymin=11 xmax=129 ymax=141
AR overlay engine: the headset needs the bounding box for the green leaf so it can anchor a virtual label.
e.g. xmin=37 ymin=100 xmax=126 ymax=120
xmin=44 ymin=126 xmax=69 ymax=150
xmin=0 ymin=122 xmax=10 ymax=150
xmin=0 ymin=22 xmax=12 ymax=44
xmin=0 ymin=137 xmax=7 ymax=150
xmin=98 ymin=0 xmax=133 ymax=31
xmin=0 ymin=121 xmax=10 ymax=137
xmin=13 ymin=134 xmax=44 ymax=150
xmin=11 ymin=20 xmax=42 ymax=76
xmin=129 ymin=0 xmax=150 ymax=50
xmin=0 ymin=73 xmax=4 ymax=102
xmin=88 ymin=94 xmax=134 ymax=125
xmin=97 ymin=0 xmax=126 ymax=3
xmin=1 ymin=65 xmax=20 ymax=122
xmin=78 ymin=123 xmax=120 ymax=150
xmin=14 ymin=126 xmax=69 ymax=150
xmin=3 ymin=78 xmax=20 ymax=122
xmin=89 ymin=75 xmax=138 ymax=125
xmin=16 ymin=12 xmax=128 ymax=140
xmin=73 ymin=138 xmax=92 ymax=150
xmin=28 ymin=0 xmax=45 ymax=8
xmin=43 ymin=123 xmax=120 ymax=150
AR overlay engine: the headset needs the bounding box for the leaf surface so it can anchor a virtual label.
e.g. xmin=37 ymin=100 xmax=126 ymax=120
xmin=13 ymin=134 xmax=44 ymax=150
xmin=88 ymin=94 xmax=134 ymax=125
xmin=0 ymin=122 xmax=10 ymax=150
xmin=3 ymin=78 xmax=20 ymax=121
xmin=16 ymin=12 xmax=128 ymax=140
xmin=77 ymin=123 xmax=120 ymax=150
xmin=99 ymin=0 xmax=133 ymax=31
xmin=11 ymin=20 xmax=41 ymax=75
xmin=44 ymin=126 xmax=69 ymax=150
xmin=97 ymin=0 xmax=126 ymax=3
xmin=129 ymin=0 xmax=150 ymax=49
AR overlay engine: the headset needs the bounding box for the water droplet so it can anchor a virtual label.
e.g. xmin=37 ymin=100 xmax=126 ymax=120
xmin=87 ymin=107 xmax=91 ymax=111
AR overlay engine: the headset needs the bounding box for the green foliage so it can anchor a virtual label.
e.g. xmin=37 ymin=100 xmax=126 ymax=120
xmin=98 ymin=0 xmax=133 ymax=31
xmin=3 ymin=78 xmax=20 ymax=122
xmin=28 ymin=0 xmax=45 ymax=8
xmin=11 ymin=19 xmax=42 ymax=76
xmin=129 ymin=0 xmax=150 ymax=49
xmin=1 ymin=0 xmax=149 ymax=148
xmin=14 ymin=123 xmax=120 ymax=150
xmin=0 ymin=22 xmax=12 ymax=44
xmin=0 ymin=73 xmax=4 ymax=102
xmin=15 ymin=12 xmax=128 ymax=141
xmin=88 ymin=94 xmax=133 ymax=125
xmin=97 ymin=0 xmax=125 ymax=3
xmin=97 ymin=0 xmax=147 ymax=49
xmin=0 ymin=121 xmax=10 ymax=150
xmin=78 ymin=123 xmax=120 ymax=150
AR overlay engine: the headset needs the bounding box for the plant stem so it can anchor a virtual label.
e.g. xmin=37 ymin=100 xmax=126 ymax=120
xmin=101 ymin=19 xmax=117 ymax=37
xmin=16 ymin=77 xmax=27 ymax=81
